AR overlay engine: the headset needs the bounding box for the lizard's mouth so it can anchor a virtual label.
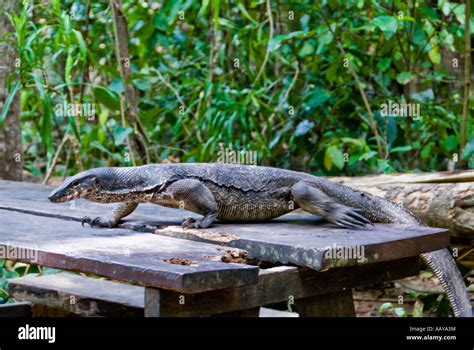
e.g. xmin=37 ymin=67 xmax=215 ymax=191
xmin=48 ymin=191 xmax=74 ymax=203
xmin=48 ymin=189 xmax=85 ymax=203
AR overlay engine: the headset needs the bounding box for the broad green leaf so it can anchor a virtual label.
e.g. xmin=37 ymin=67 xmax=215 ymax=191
xmin=440 ymin=1 xmax=451 ymax=16
xmin=413 ymin=300 xmax=424 ymax=317
xmin=379 ymin=302 xmax=393 ymax=312
xmin=154 ymin=12 xmax=168 ymax=31
xmin=305 ymin=87 xmax=331 ymax=109
xmin=133 ymin=78 xmax=151 ymax=91
xmin=377 ymin=57 xmax=391 ymax=71
xmin=428 ymin=46 xmax=441 ymax=64
xmin=298 ymin=41 xmax=314 ymax=57
xmin=359 ymin=150 xmax=377 ymax=161
xmin=109 ymin=78 xmax=125 ymax=94
xmin=316 ymin=30 xmax=334 ymax=54
xmin=396 ymin=71 xmax=415 ymax=85
xmin=442 ymin=135 xmax=458 ymax=152
xmin=412 ymin=25 xmax=427 ymax=45
xmin=421 ymin=144 xmax=433 ymax=159
xmin=325 ymin=146 xmax=344 ymax=170
xmin=342 ymin=137 xmax=366 ymax=148
xmin=373 ymin=16 xmax=398 ymax=39
xmin=93 ymin=86 xmax=120 ymax=111
xmin=419 ymin=5 xmax=439 ymax=20
xmin=113 ymin=126 xmax=133 ymax=146
xmin=268 ymin=31 xmax=307 ymax=51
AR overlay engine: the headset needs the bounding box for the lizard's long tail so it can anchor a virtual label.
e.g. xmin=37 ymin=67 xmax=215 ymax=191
xmin=316 ymin=179 xmax=472 ymax=317
xmin=422 ymin=249 xmax=472 ymax=317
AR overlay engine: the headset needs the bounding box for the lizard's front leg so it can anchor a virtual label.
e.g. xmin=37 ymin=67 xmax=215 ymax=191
xmin=82 ymin=202 xmax=139 ymax=228
xmin=158 ymin=179 xmax=218 ymax=229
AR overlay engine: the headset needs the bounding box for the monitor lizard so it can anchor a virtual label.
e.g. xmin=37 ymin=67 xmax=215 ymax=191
xmin=48 ymin=163 xmax=472 ymax=317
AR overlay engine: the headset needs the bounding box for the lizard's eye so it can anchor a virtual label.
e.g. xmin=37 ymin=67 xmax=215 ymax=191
xmin=70 ymin=180 xmax=80 ymax=188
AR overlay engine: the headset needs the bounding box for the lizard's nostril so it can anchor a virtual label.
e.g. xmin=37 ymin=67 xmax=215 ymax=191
xmin=48 ymin=190 xmax=59 ymax=202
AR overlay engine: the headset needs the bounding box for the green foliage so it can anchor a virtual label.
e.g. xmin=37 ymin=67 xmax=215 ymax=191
xmin=0 ymin=259 xmax=55 ymax=304
xmin=379 ymin=302 xmax=408 ymax=317
xmin=1 ymin=0 xmax=472 ymax=178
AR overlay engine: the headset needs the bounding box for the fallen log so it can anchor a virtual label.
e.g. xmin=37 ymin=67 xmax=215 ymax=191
xmin=330 ymin=171 xmax=474 ymax=239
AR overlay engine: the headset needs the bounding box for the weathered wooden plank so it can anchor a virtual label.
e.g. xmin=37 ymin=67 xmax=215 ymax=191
xmin=9 ymin=273 xmax=144 ymax=317
xmin=0 ymin=180 xmax=449 ymax=271
xmin=9 ymin=272 xmax=298 ymax=317
xmin=0 ymin=302 xmax=32 ymax=317
xmin=297 ymin=290 xmax=356 ymax=317
xmin=0 ymin=210 xmax=258 ymax=293
xmin=155 ymin=223 xmax=447 ymax=270
xmin=10 ymin=257 xmax=418 ymax=317
xmin=143 ymin=256 xmax=420 ymax=316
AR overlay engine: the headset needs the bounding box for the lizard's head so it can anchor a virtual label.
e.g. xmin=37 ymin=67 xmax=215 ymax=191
xmin=48 ymin=170 xmax=101 ymax=203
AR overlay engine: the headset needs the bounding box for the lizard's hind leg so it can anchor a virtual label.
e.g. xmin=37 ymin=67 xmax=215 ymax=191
xmin=291 ymin=181 xmax=373 ymax=228
xmin=82 ymin=202 xmax=139 ymax=228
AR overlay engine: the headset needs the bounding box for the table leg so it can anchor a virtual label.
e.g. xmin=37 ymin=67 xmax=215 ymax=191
xmin=297 ymin=289 xmax=356 ymax=317
xmin=144 ymin=287 xmax=161 ymax=317
xmin=145 ymin=287 xmax=261 ymax=317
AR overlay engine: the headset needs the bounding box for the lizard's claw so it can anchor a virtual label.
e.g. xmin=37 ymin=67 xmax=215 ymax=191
xmin=81 ymin=216 xmax=92 ymax=227
xmin=182 ymin=217 xmax=200 ymax=230
xmin=326 ymin=204 xmax=374 ymax=229
xmin=81 ymin=216 xmax=114 ymax=228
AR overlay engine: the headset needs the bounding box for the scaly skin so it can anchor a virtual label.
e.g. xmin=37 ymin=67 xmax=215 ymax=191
xmin=48 ymin=163 xmax=472 ymax=317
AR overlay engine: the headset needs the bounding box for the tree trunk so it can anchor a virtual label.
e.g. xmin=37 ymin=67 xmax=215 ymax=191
xmin=110 ymin=0 xmax=148 ymax=164
xmin=0 ymin=0 xmax=22 ymax=181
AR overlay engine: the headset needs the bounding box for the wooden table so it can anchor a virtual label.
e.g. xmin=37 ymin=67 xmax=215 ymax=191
xmin=0 ymin=180 xmax=449 ymax=317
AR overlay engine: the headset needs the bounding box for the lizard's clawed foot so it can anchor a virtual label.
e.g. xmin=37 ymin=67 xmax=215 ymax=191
xmin=81 ymin=216 xmax=115 ymax=228
xmin=326 ymin=204 xmax=374 ymax=229
xmin=181 ymin=217 xmax=203 ymax=229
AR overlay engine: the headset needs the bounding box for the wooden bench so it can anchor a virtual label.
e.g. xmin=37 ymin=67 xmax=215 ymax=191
xmin=8 ymin=273 xmax=298 ymax=317
xmin=0 ymin=180 xmax=449 ymax=317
